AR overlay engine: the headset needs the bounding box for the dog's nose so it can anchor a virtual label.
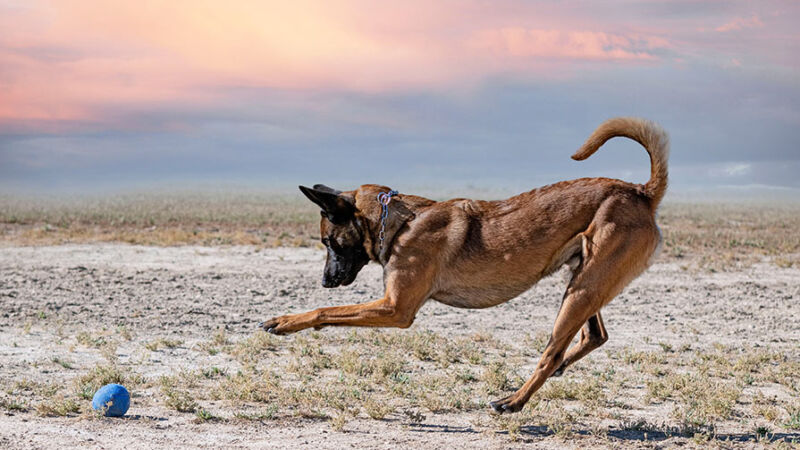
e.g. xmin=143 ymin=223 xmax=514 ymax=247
xmin=322 ymin=277 xmax=337 ymax=288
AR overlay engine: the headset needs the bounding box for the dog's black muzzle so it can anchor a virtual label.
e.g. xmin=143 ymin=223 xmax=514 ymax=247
xmin=322 ymin=248 xmax=365 ymax=288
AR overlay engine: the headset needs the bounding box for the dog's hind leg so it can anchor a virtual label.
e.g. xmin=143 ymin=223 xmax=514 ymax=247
xmin=489 ymin=282 xmax=601 ymax=414
xmin=489 ymin=215 xmax=658 ymax=414
xmin=551 ymin=312 xmax=607 ymax=377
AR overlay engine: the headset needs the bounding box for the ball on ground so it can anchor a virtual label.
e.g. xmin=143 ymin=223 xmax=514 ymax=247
xmin=92 ymin=384 xmax=130 ymax=417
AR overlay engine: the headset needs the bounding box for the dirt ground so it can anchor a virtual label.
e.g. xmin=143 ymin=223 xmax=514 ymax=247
xmin=1 ymin=244 xmax=799 ymax=449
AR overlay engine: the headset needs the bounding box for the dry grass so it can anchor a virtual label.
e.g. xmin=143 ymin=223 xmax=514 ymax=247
xmin=202 ymin=332 xmax=789 ymax=429
xmin=74 ymin=364 xmax=144 ymax=400
xmin=3 ymin=325 xmax=799 ymax=446
xmin=0 ymin=395 xmax=28 ymax=413
xmin=2 ymin=193 xmax=799 ymax=270
xmin=0 ymin=363 xmax=144 ymax=418
xmin=35 ymin=395 xmax=81 ymax=417
xmin=2 ymin=191 xmax=799 ymax=446
xmin=657 ymin=202 xmax=800 ymax=270
xmin=159 ymin=370 xmax=201 ymax=412
xmin=646 ymin=373 xmax=741 ymax=426
xmin=197 ymin=328 xmax=521 ymax=425
xmin=145 ymin=337 xmax=184 ymax=352
xmin=0 ymin=191 xmax=319 ymax=247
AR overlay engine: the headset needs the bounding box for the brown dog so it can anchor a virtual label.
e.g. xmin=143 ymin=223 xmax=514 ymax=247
xmin=260 ymin=117 xmax=669 ymax=414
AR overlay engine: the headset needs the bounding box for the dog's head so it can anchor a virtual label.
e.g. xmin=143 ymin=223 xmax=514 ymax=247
xmin=299 ymin=184 xmax=369 ymax=288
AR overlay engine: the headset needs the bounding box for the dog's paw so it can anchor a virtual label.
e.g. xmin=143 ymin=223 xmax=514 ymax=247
xmin=488 ymin=395 xmax=525 ymax=414
xmin=258 ymin=315 xmax=296 ymax=335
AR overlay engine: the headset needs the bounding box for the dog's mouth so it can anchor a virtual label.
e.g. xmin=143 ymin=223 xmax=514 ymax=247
xmin=340 ymin=274 xmax=357 ymax=286
xmin=322 ymin=247 xmax=367 ymax=288
xmin=322 ymin=272 xmax=357 ymax=288
xmin=322 ymin=277 xmax=340 ymax=288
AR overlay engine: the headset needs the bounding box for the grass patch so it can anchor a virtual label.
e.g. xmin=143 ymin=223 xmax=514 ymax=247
xmin=232 ymin=405 xmax=279 ymax=421
xmin=211 ymin=369 xmax=280 ymax=404
xmin=159 ymin=370 xmax=202 ymax=412
xmin=645 ymin=373 xmax=741 ymax=427
xmin=194 ymin=408 xmax=223 ymax=422
xmin=481 ymin=362 xmax=517 ymax=395
xmin=363 ymin=396 xmax=395 ymax=419
xmin=539 ymin=378 xmax=606 ymax=409
xmin=52 ymin=357 xmax=74 ymax=370
xmin=785 ymin=403 xmax=800 ymax=430
xmin=230 ymin=331 xmax=279 ymax=364
xmin=0 ymin=192 xmax=318 ymax=247
xmin=658 ymin=202 xmax=800 ymax=270
xmin=145 ymin=338 xmax=184 ymax=351
xmin=75 ymin=331 xmax=108 ymax=348
xmin=0 ymin=396 xmax=28 ymax=412
xmin=163 ymin=389 xmax=198 ymax=413
xmin=35 ymin=396 xmax=81 ymax=417
xmin=74 ymin=364 xmax=143 ymax=400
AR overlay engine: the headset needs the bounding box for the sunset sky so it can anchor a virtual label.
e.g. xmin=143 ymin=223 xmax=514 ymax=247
xmin=1 ymin=0 xmax=798 ymax=196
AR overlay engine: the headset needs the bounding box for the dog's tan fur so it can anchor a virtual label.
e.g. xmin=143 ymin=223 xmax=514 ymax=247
xmin=261 ymin=117 xmax=669 ymax=413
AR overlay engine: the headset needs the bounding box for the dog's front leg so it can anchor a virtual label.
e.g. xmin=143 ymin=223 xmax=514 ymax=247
xmin=259 ymin=297 xmax=412 ymax=334
xmin=259 ymin=269 xmax=432 ymax=335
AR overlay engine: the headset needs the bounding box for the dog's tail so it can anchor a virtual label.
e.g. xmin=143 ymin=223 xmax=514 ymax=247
xmin=571 ymin=117 xmax=670 ymax=208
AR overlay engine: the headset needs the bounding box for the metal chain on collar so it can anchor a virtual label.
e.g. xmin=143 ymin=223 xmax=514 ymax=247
xmin=377 ymin=189 xmax=399 ymax=254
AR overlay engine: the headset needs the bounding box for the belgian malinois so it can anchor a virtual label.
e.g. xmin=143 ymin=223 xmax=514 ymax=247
xmin=260 ymin=117 xmax=669 ymax=413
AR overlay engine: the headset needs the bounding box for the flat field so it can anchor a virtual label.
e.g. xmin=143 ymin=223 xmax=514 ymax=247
xmin=0 ymin=193 xmax=798 ymax=448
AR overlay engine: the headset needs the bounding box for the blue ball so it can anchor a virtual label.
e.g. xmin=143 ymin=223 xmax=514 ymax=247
xmin=91 ymin=384 xmax=130 ymax=417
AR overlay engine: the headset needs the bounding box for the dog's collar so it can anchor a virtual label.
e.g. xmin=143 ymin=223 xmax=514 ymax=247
xmin=377 ymin=190 xmax=399 ymax=256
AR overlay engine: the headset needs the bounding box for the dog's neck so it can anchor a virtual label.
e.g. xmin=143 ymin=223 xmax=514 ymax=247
xmin=354 ymin=196 xmax=414 ymax=266
xmin=353 ymin=186 xmax=434 ymax=266
xmin=356 ymin=212 xmax=393 ymax=266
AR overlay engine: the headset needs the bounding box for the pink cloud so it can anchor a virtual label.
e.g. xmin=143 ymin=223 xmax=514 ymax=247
xmin=472 ymin=28 xmax=667 ymax=61
xmin=1 ymin=0 xmax=795 ymax=132
xmin=0 ymin=1 xmax=677 ymax=129
xmin=715 ymin=15 xmax=764 ymax=32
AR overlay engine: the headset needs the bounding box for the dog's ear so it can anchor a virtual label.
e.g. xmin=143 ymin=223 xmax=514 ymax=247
xmin=311 ymin=184 xmax=341 ymax=195
xmin=299 ymin=185 xmax=355 ymax=220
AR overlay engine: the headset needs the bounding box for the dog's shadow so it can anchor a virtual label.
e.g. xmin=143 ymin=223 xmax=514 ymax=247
xmin=604 ymin=428 xmax=800 ymax=444
xmin=406 ymin=421 xmax=800 ymax=444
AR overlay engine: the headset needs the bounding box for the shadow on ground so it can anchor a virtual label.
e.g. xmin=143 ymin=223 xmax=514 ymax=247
xmin=408 ymin=422 xmax=800 ymax=444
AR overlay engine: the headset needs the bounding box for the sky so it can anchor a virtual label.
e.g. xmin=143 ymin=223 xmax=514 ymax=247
xmin=1 ymin=0 xmax=799 ymax=198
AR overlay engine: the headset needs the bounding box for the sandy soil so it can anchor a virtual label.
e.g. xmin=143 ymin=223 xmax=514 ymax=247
xmin=1 ymin=244 xmax=798 ymax=449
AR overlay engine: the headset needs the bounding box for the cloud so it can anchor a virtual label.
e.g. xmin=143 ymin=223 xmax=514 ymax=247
xmin=715 ymin=15 xmax=764 ymax=32
xmin=727 ymin=58 xmax=742 ymax=68
xmin=2 ymin=0 xmax=796 ymax=135
xmin=0 ymin=0 xmax=677 ymax=131
xmin=708 ymin=162 xmax=752 ymax=177
xmin=470 ymin=28 xmax=667 ymax=61
xmin=724 ymin=163 xmax=752 ymax=176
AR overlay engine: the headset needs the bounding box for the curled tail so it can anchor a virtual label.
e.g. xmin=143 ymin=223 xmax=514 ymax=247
xmin=572 ymin=117 xmax=670 ymax=208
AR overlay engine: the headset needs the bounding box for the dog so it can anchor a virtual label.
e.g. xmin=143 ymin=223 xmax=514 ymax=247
xmin=260 ymin=117 xmax=669 ymax=414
